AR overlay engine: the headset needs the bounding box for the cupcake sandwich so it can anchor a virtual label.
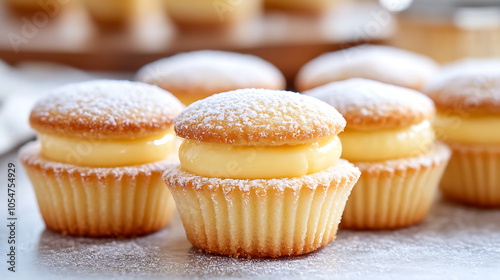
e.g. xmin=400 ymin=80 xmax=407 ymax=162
xmin=425 ymin=61 xmax=500 ymax=207
xmin=136 ymin=50 xmax=286 ymax=105
xmin=19 ymin=80 xmax=184 ymax=237
xmin=306 ymin=78 xmax=451 ymax=230
xmin=296 ymin=45 xmax=439 ymax=92
xmin=163 ymin=88 xmax=361 ymax=257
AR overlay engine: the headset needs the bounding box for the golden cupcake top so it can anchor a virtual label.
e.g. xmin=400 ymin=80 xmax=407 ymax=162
xmin=30 ymin=80 xmax=184 ymax=140
xmin=304 ymin=78 xmax=435 ymax=131
xmin=174 ymin=88 xmax=346 ymax=146
xmin=424 ymin=60 xmax=500 ymax=114
xmin=136 ymin=50 xmax=286 ymax=97
xmin=305 ymin=78 xmax=436 ymax=162
xmin=296 ymin=45 xmax=438 ymax=92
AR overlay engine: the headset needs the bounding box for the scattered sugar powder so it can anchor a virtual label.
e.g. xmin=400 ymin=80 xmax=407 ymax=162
xmin=136 ymin=50 xmax=286 ymax=93
xmin=174 ymin=88 xmax=346 ymax=146
xmin=304 ymin=78 xmax=435 ymax=126
xmin=30 ymin=79 xmax=184 ymax=138
xmin=297 ymin=44 xmax=438 ymax=90
xmin=424 ymin=60 xmax=500 ymax=110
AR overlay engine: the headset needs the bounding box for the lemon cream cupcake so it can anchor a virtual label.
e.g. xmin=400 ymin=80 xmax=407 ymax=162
xmin=265 ymin=0 xmax=336 ymax=14
xmin=19 ymin=80 xmax=184 ymax=237
xmin=425 ymin=62 xmax=500 ymax=207
xmin=162 ymin=89 xmax=360 ymax=257
xmin=164 ymin=0 xmax=262 ymax=30
xmin=296 ymin=45 xmax=439 ymax=92
xmin=136 ymin=50 xmax=286 ymax=105
xmin=306 ymin=79 xmax=451 ymax=230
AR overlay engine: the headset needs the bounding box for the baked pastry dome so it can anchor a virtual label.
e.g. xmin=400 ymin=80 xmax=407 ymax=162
xmin=20 ymin=80 xmax=184 ymax=237
xmin=163 ymin=0 xmax=262 ymax=30
xmin=163 ymin=88 xmax=360 ymax=257
xmin=136 ymin=50 xmax=286 ymax=105
xmin=424 ymin=60 xmax=500 ymax=207
xmin=296 ymin=45 xmax=438 ymax=92
xmin=306 ymin=78 xmax=451 ymax=229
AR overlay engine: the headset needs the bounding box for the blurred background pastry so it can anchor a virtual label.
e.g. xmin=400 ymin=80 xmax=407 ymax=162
xmin=82 ymin=0 xmax=140 ymax=30
xmin=163 ymin=0 xmax=263 ymax=30
xmin=4 ymin=0 xmax=73 ymax=17
xmin=264 ymin=0 xmax=338 ymax=14
xmin=296 ymin=45 xmax=438 ymax=92
xmin=136 ymin=50 xmax=286 ymax=105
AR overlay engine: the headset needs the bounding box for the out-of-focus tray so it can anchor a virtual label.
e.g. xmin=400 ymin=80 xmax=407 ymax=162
xmin=0 ymin=2 xmax=393 ymax=80
xmin=1 ymin=150 xmax=500 ymax=280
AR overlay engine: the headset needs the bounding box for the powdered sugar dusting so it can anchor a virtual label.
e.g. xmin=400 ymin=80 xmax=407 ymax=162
xmin=304 ymin=78 xmax=435 ymax=129
xmin=297 ymin=44 xmax=438 ymax=91
xmin=424 ymin=59 xmax=500 ymax=112
xmin=174 ymin=88 xmax=346 ymax=146
xmin=163 ymin=159 xmax=360 ymax=192
xmin=30 ymin=80 xmax=184 ymax=139
xmin=136 ymin=50 xmax=286 ymax=94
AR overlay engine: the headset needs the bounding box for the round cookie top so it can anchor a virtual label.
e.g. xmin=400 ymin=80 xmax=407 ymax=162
xmin=136 ymin=50 xmax=286 ymax=96
xmin=296 ymin=45 xmax=438 ymax=92
xmin=30 ymin=80 xmax=184 ymax=140
xmin=424 ymin=59 xmax=500 ymax=114
xmin=174 ymin=88 xmax=346 ymax=146
xmin=304 ymin=78 xmax=435 ymax=131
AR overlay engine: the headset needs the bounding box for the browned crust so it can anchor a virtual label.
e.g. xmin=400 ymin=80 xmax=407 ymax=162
xmin=354 ymin=142 xmax=451 ymax=177
xmin=305 ymin=78 xmax=436 ymax=131
xmin=29 ymin=80 xmax=184 ymax=140
xmin=174 ymin=89 xmax=346 ymax=146
xmin=424 ymin=71 xmax=500 ymax=114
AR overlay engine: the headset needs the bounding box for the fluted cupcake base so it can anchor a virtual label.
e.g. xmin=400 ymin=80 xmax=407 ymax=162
xmin=163 ymin=160 xmax=360 ymax=258
xmin=341 ymin=142 xmax=451 ymax=230
xmin=441 ymin=142 xmax=500 ymax=207
xmin=19 ymin=142 xmax=177 ymax=237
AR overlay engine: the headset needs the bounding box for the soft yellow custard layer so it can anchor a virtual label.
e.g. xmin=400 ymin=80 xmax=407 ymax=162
xmin=179 ymin=136 xmax=342 ymax=179
xmin=340 ymin=121 xmax=435 ymax=162
xmin=174 ymin=93 xmax=209 ymax=106
xmin=39 ymin=129 xmax=176 ymax=167
xmin=434 ymin=112 xmax=500 ymax=144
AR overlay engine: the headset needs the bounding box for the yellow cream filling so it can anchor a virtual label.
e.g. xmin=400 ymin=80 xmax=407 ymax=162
xmin=179 ymin=136 xmax=342 ymax=179
xmin=39 ymin=129 xmax=176 ymax=167
xmin=340 ymin=121 xmax=435 ymax=162
xmin=434 ymin=112 xmax=500 ymax=144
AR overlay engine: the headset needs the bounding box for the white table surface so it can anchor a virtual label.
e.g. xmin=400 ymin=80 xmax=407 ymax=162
xmin=1 ymin=149 xmax=499 ymax=280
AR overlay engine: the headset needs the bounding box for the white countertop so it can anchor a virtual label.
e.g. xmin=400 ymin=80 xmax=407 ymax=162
xmin=1 ymin=149 xmax=499 ymax=280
